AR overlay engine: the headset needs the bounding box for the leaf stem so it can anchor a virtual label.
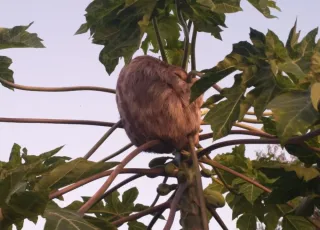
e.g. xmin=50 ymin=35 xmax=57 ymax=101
xmin=147 ymin=209 xmax=166 ymax=230
xmin=175 ymin=0 xmax=189 ymax=70
xmin=112 ymin=201 xmax=171 ymax=227
xmin=241 ymin=118 xmax=262 ymax=124
xmin=99 ymin=143 xmax=133 ymax=162
xmin=191 ymin=25 xmax=197 ymax=71
xmin=207 ymin=206 xmax=229 ymax=230
xmin=0 ymin=78 xmax=116 ymax=94
xmin=150 ymin=176 xmax=168 ymax=207
xmin=163 ymin=183 xmax=188 ymax=230
xmin=201 ymin=158 xmax=272 ymax=192
xmin=0 ymin=117 xmax=120 ymax=128
xmin=83 ymin=120 xmax=122 ymax=159
xmin=77 ymin=140 xmax=161 ymax=216
xmin=93 ymin=174 xmax=144 ymax=207
xmin=199 ymin=130 xmax=275 ymax=141
xmin=152 ymin=17 xmax=167 ymax=63
xmin=49 ymin=168 xmax=164 ymax=199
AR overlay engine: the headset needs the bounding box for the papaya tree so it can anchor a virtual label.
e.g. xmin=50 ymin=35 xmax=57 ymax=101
xmin=0 ymin=0 xmax=320 ymax=230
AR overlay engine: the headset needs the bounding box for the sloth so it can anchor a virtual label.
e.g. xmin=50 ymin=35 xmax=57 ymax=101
xmin=116 ymin=55 xmax=203 ymax=153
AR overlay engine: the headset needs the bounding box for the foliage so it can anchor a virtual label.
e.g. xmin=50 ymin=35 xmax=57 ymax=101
xmin=1 ymin=0 xmax=320 ymax=230
xmin=0 ymin=22 xmax=45 ymax=90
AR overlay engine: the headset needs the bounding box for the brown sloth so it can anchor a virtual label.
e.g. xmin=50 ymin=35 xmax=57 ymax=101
xmin=116 ymin=55 xmax=203 ymax=153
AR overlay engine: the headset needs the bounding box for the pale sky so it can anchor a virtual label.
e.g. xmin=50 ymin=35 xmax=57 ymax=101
xmin=0 ymin=0 xmax=319 ymax=230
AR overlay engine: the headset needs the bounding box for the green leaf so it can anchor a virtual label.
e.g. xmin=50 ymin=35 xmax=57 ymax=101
xmin=264 ymin=204 xmax=290 ymax=230
xmin=182 ymin=2 xmax=226 ymax=39
xmin=0 ymin=56 xmax=14 ymax=90
xmin=261 ymin=117 xmax=277 ymax=135
xmin=204 ymin=75 xmax=245 ymax=139
xmin=239 ymin=183 xmax=264 ymax=205
xmin=35 ymin=158 xmax=119 ymax=190
xmin=141 ymin=15 xmax=180 ymax=54
xmin=44 ymin=204 xmax=101 ymax=230
xmin=311 ymin=82 xmax=320 ymax=111
xmin=0 ymin=22 xmax=45 ymax=49
xmin=122 ymin=187 xmax=138 ymax=207
xmin=78 ymin=0 xmax=157 ymax=75
xmin=197 ymin=0 xmax=242 ymax=14
xmin=236 ymin=214 xmax=257 ymax=230
xmin=247 ymin=0 xmax=278 ymax=18
xmin=267 ymin=91 xmax=320 ymax=143
xmin=128 ymin=221 xmax=147 ymax=230
xmin=286 ymin=20 xmax=301 ymax=58
xmin=285 ymin=143 xmax=320 ymax=165
xmin=282 ymin=215 xmax=314 ymax=230
xmin=8 ymin=144 xmax=22 ymax=166
xmin=74 ymin=23 xmax=89 ymax=35
xmin=190 ymin=65 xmax=235 ymax=102
xmin=202 ymin=94 xmax=225 ymax=108
xmin=83 ymin=215 xmax=117 ymax=230
xmin=3 ymin=191 xmax=48 ymax=224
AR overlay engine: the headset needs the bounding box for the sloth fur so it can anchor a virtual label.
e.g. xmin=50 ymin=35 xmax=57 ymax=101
xmin=116 ymin=55 xmax=203 ymax=153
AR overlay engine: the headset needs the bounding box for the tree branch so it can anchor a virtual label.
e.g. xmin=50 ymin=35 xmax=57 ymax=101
xmin=0 ymin=117 xmax=120 ymax=127
xmin=78 ymin=140 xmax=161 ymax=216
xmin=112 ymin=201 xmax=171 ymax=227
xmin=199 ymin=130 xmax=275 ymax=141
xmin=99 ymin=143 xmax=133 ymax=162
xmin=164 ymin=183 xmax=188 ymax=230
xmin=246 ymin=111 xmax=273 ymax=116
xmin=241 ymin=118 xmax=262 ymax=124
xmin=84 ymin=120 xmax=122 ymax=159
xmin=0 ymin=78 xmax=116 ymax=94
xmin=49 ymin=168 xmax=164 ymax=199
xmin=152 ymin=17 xmax=167 ymax=63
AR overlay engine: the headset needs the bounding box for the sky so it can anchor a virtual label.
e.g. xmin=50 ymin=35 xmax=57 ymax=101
xmin=0 ymin=0 xmax=320 ymax=229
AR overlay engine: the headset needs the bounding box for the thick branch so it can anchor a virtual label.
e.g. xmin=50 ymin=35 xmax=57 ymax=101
xmin=49 ymin=168 xmax=164 ymax=199
xmin=112 ymin=201 xmax=170 ymax=227
xmin=0 ymin=78 xmax=116 ymax=94
xmin=188 ymin=136 xmax=209 ymax=230
xmin=84 ymin=120 xmax=122 ymax=159
xmin=78 ymin=140 xmax=161 ymax=216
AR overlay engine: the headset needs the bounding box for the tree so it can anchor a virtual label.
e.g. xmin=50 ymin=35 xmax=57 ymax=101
xmin=0 ymin=0 xmax=320 ymax=230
